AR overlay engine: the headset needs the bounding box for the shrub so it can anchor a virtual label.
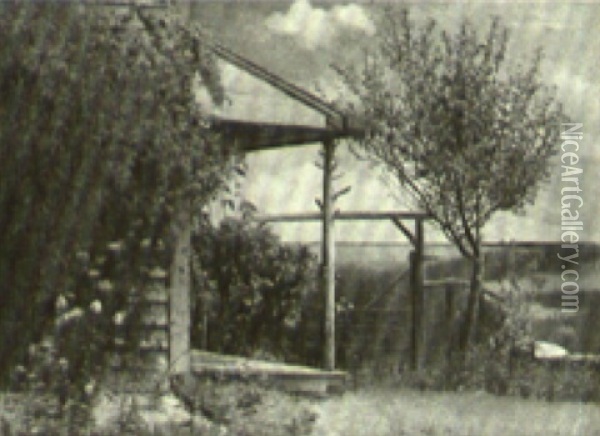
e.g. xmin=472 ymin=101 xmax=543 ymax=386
xmin=389 ymin=276 xmax=600 ymax=404
xmin=8 ymin=235 xmax=166 ymax=433
xmin=0 ymin=1 xmax=231 ymax=383
xmin=192 ymin=212 xmax=318 ymax=362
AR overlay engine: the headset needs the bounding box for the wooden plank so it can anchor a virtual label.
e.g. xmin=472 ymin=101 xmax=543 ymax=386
xmin=257 ymin=211 xmax=430 ymax=223
xmin=391 ymin=217 xmax=416 ymax=246
xmin=209 ymin=43 xmax=346 ymax=125
xmin=82 ymin=0 xmax=168 ymax=7
xmin=211 ymin=118 xmax=341 ymax=151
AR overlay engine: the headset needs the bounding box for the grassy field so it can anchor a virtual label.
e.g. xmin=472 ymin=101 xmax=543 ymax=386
xmin=2 ymin=386 xmax=599 ymax=435
xmin=312 ymin=388 xmax=600 ymax=436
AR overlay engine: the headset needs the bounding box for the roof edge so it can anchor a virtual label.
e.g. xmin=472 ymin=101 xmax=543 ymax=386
xmin=208 ymin=42 xmax=347 ymax=127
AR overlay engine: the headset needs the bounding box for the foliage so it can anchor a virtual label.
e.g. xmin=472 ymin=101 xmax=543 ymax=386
xmin=353 ymin=277 xmax=600 ymax=404
xmin=336 ymin=8 xmax=568 ymax=348
xmin=191 ymin=207 xmax=318 ymax=360
xmin=170 ymin=374 xmax=318 ymax=436
xmin=0 ymin=2 xmax=233 ymax=381
xmin=1 ymin=376 xmax=319 ymax=435
xmin=7 ymin=234 xmax=168 ymax=434
xmin=13 ymin=340 xmax=96 ymax=435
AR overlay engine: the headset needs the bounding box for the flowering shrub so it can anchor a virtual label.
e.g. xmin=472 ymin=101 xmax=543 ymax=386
xmin=0 ymin=1 xmax=231 ymax=382
xmin=10 ymin=234 xmax=166 ymax=432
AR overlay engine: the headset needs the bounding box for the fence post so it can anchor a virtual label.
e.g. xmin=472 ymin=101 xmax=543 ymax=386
xmin=445 ymin=282 xmax=455 ymax=363
xmin=411 ymin=218 xmax=425 ymax=370
xmin=321 ymin=139 xmax=336 ymax=371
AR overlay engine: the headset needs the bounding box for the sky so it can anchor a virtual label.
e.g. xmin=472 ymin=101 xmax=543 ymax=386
xmin=191 ymin=1 xmax=599 ymax=244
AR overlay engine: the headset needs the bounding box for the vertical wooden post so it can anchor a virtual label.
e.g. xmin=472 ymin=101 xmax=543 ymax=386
xmin=411 ymin=218 xmax=424 ymax=370
xmin=322 ymin=139 xmax=336 ymax=371
xmin=167 ymin=0 xmax=193 ymax=377
xmin=445 ymin=282 xmax=455 ymax=363
xmin=170 ymin=210 xmax=191 ymax=374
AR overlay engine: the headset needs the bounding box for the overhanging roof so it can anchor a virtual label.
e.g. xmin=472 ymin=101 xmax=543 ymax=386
xmin=211 ymin=118 xmax=343 ymax=152
xmin=204 ymin=42 xmax=362 ymax=152
xmin=209 ymin=42 xmax=347 ymax=129
xmin=94 ymin=3 xmax=359 ymax=151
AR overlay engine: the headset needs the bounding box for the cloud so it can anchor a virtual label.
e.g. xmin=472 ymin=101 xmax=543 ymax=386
xmin=265 ymin=0 xmax=375 ymax=50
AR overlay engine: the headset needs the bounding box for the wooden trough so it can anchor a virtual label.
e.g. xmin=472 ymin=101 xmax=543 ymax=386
xmin=191 ymin=350 xmax=348 ymax=396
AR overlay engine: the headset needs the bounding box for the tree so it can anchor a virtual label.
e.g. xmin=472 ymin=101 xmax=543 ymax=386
xmin=0 ymin=3 xmax=233 ymax=380
xmin=336 ymin=9 xmax=567 ymax=350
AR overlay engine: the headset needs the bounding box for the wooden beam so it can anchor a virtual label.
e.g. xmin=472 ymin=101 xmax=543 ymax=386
xmin=83 ymin=1 xmax=168 ymax=7
xmin=208 ymin=43 xmax=346 ymax=128
xmin=210 ymin=118 xmax=343 ymax=151
xmin=391 ymin=217 xmax=416 ymax=246
xmin=257 ymin=211 xmax=430 ymax=223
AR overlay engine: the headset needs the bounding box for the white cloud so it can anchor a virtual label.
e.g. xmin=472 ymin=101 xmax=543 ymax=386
xmin=331 ymin=3 xmax=375 ymax=34
xmin=265 ymin=0 xmax=375 ymax=50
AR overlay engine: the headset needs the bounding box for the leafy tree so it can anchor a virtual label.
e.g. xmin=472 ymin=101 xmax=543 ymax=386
xmin=336 ymin=9 xmax=567 ymax=350
xmin=0 ymin=3 xmax=233 ymax=381
xmin=191 ymin=203 xmax=318 ymax=360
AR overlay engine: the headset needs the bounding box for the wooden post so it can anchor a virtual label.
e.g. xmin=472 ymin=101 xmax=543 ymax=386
xmin=169 ymin=209 xmax=191 ymax=374
xmin=411 ymin=218 xmax=424 ymax=370
xmin=322 ymin=139 xmax=336 ymax=371
xmin=167 ymin=0 xmax=193 ymax=376
xmin=445 ymin=282 xmax=455 ymax=363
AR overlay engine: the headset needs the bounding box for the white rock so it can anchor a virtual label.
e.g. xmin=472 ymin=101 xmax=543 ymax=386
xmin=534 ymin=341 xmax=569 ymax=359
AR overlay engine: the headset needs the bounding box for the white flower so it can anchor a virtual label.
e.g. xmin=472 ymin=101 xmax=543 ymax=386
xmin=97 ymin=279 xmax=113 ymax=293
xmin=149 ymin=267 xmax=167 ymax=279
xmin=75 ymin=251 xmax=89 ymax=263
xmin=39 ymin=338 xmax=53 ymax=352
xmin=88 ymin=269 xmax=100 ymax=279
xmin=55 ymin=295 xmax=68 ymax=312
xmin=90 ymin=300 xmax=102 ymax=314
xmin=57 ymin=307 xmax=84 ymax=327
xmin=84 ymin=379 xmax=96 ymax=397
xmin=113 ymin=311 xmax=126 ymax=326
xmin=107 ymin=240 xmax=124 ymax=252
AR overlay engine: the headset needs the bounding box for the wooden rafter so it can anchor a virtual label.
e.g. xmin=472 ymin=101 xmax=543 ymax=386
xmin=391 ymin=217 xmax=417 ymax=246
xmin=208 ymin=42 xmax=347 ymax=130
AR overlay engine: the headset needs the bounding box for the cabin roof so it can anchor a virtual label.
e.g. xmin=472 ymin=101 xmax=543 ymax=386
xmin=203 ymin=41 xmax=360 ymax=151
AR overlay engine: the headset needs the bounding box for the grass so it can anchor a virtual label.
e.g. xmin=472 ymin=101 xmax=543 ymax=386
xmin=312 ymin=388 xmax=600 ymax=436
xmin=2 ymin=386 xmax=600 ymax=435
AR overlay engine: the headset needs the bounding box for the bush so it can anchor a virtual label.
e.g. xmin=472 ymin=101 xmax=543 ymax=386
xmin=0 ymin=2 xmax=231 ymax=383
xmin=359 ymin=277 xmax=600 ymax=404
xmin=7 ymin=235 xmax=167 ymax=434
xmin=192 ymin=212 xmax=318 ymax=362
